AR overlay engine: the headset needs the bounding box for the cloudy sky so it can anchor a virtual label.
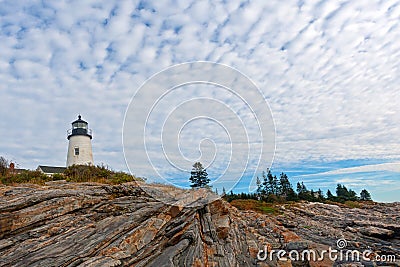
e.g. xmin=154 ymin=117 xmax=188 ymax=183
xmin=1 ymin=0 xmax=399 ymax=201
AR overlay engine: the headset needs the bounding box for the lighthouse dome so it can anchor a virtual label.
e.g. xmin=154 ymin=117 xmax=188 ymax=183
xmin=67 ymin=115 xmax=92 ymax=139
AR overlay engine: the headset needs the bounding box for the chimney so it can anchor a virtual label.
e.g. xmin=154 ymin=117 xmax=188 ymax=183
xmin=9 ymin=162 xmax=15 ymax=173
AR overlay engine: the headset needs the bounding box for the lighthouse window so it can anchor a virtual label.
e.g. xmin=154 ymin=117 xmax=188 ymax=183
xmin=74 ymin=147 xmax=79 ymax=155
xmin=73 ymin=122 xmax=87 ymax=129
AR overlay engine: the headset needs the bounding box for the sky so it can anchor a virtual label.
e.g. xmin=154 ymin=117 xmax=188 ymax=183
xmin=0 ymin=0 xmax=399 ymax=202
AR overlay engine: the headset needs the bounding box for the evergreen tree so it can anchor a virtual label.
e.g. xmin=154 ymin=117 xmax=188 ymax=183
xmin=296 ymin=182 xmax=302 ymax=194
xmin=297 ymin=182 xmax=309 ymax=200
xmin=0 ymin=156 xmax=9 ymax=177
xmin=317 ymin=188 xmax=324 ymax=200
xmin=279 ymin=173 xmax=290 ymax=192
xmin=335 ymin=184 xmax=359 ymax=201
xmin=360 ymin=189 xmax=372 ymax=201
xmin=301 ymin=182 xmax=307 ymax=192
xmin=189 ymin=162 xmax=210 ymax=188
xmin=262 ymin=170 xmax=270 ymax=195
xmin=279 ymin=172 xmax=297 ymax=200
xmin=326 ymin=189 xmax=334 ymax=200
xmin=272 ymin=175 xmax=279 ymax=195
xmin=286 ymin=187 xmax=298 ymax=201
xmin=222 ymin=187 xmax=226 ymax=196
xmin=347 ymin=189 xmax=358 ymax=201
xmin=336 ymin=184 xmax=348 ymax=198
xmin=267 ymin=170 xmax=275 ymax=194
xmin=256 ymin=176 xmax=262 ymax=195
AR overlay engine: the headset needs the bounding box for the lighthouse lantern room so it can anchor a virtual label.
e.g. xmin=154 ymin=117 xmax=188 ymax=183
xmin=66 ymin=115 xmax=94 ymax=167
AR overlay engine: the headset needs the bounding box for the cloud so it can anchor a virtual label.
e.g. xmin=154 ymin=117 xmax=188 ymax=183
xmin=289 ymin=166 xmax=400 ymax=202
xmin=0 ymin=0 xmax=399 ymax=198
xmin=299 ymin=162 xmax=400 ymax=177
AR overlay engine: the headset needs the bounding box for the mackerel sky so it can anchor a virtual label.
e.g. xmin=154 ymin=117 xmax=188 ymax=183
xmin=1 ymin=0 xmax=399 ymax=201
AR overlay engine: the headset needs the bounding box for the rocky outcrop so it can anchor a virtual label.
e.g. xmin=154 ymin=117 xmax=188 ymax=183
xmin=0 ymin=182 xmax=278 ymax=267
xmin=0 ymin=182 xmax=398 ymax=266
xmin=275 ymin=202 xmax=400 ymax=253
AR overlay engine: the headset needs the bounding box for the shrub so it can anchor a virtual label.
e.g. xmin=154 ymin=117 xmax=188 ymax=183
xmin=64 ymin=164 xmax=142 ymax=184
xmin=109 ymin=171 xmax=138 ymax=184
xmin=0 ymin=156 xmax=9 ymax=176
xmin=0 ymin=170 xmax=50 ymax=185
xmin=52 ymin=173 xmax=65 ymax=181
xmin=344 ymin=200 xmax=361 ymax=209
xmin=0 ymin=162 xmax=142 ymax=185
xmin=230 ymin=199 xmax=280 ymax=215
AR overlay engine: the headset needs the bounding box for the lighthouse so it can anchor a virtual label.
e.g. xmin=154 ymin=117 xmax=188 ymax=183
xmin=66 ymin=115 xmax=94 ymax=166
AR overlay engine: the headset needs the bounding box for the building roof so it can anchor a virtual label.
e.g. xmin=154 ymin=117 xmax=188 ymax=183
xmin=37 ymin=165 xmax=66 ymax=174
xmin=72 ymin=115 xmax=88 ymax=125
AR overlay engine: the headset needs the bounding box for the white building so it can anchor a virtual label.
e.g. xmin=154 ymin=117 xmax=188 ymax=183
xmin=37 ymin=165 xmax=66 ymax=176
xmin=66 ymin=115 xmax=94 ymax=166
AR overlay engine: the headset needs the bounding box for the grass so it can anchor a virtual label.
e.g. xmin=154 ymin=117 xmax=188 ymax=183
xmin=344 ymin=200 xmax=361 ymax=209
xmin=0 ymin=165 xmax=143 ymax=186
xmin=0 ymin=170 xmax=52 ymax=185
xmin=230 ymin=199 xmax=280 ymax=215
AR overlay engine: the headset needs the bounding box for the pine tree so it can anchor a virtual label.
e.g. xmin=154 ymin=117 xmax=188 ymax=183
xmin=267 ymin=170 xmax=275 ymax=194
xmin=348 ymin=189 xmax=358 ymax=201
xmin=189 ymin=162 xmax=210 ymax=188
xmin=336 ymin=184 xmax=348 ymax=198
xmin=360 ymin=189 xmax=372 ymax=201
xmin=278 ymin=173 xmax=289 ymax=197
xmin=301 ymin=182 xmax=307 ymax=193
xmin=296 ymin=182 xmax=302 ymax=194
xmin=297 ymin=182 xmax=309 ymax=200
xmin=262 ymin=170 xmax=270 ymax=195
xmin=272 ymin=175 xmax=279 ymax=195
xmin=222 ymin=187 xmax=226 ymax=196
xmin=317 ymin=188 xmax=324 ymax=200
xmin=336 ymin=184 xmax=358 ymax=201
xmin=0 ymin=156 xmax=9 ymax=177
xmin=256 ymin=176 xmax=262 ymax=194
xmin=326 ymin=189 xmax=334 ymax=200
xmin=278 ymin=172 xmax=297 ymax=201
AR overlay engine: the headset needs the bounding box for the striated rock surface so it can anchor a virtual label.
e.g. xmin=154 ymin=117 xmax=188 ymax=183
xmin=275 ymin=201 xmax=400 ymax=266
xmin=0 ymin=182 xmax=398 ymax=267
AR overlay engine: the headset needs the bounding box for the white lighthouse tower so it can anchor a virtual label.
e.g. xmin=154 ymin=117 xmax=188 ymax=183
xmin=66 ymin=115 xmax=94 ymax=166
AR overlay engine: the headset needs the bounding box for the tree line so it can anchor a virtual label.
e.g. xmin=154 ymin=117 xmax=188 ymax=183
xmin=188 ymin=162 xmax=372 ymax=203
xmin=223 ymin=169 xmax=372 ymax=203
